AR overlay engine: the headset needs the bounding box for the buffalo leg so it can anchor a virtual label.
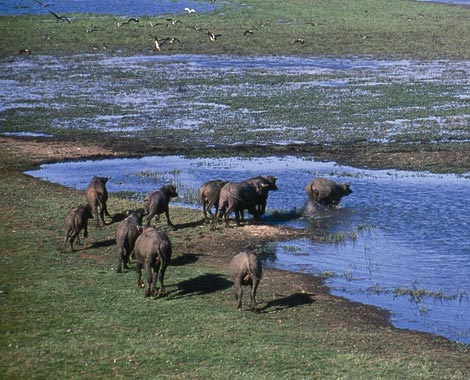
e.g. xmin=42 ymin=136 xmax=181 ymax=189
xmin=250 ymin=279 xmax=260 ymax=311
xmin=224 ymin=205 xmax=235 ymax=228
xmin=145 ymin=263 xmax=153 ymax=297
xmin=99 ymin=208 xmax=106 ymax=226
xmin=234 ymin=280 xmax=243 ymax=309
xmin=164 ymin=209 xmax=175 ymax=229
xmin=136 ymin=262 xmax=144 ymax=289
xmin=212 ymin=208 xmax=223 ymax=230
xmin=156 ymin=259 xmax=167 ymax=297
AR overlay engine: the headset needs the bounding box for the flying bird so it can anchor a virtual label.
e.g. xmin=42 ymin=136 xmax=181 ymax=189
xmin=33 ymin=0 xmax=52 ymax=7
xmin=354 ymin=33 xmax=372 ymax=40
xmin=207 ymin=31 xmax=221 ymax=42
xmin=185 ymin=7 xmax=196 ymax=13
xmin=244 ymin=30 xmax=254 ymax=36
xmin=18 ymin=49 xmax=31 ymax=55
xmin=153 ymin=36 xmax=162 ymax=51
xmin=187 ymin=25 xmax=207 ymax=33
xmin=149 ymin=21 xmax=163 ymax=28
xmin=161 ymin=37 xmax=180 ymax=45
xmin=85 ymin=26 xmax=98 ymax=33
xmin=293 ymin=37 xmax=305 ymax=45
xmin=166 ymin=19 xmax=183 ymax=26
xmin=114 ymin=17 xmax=139 ymax=27
xmin=47 ymin=9 xmax=71 ymax=23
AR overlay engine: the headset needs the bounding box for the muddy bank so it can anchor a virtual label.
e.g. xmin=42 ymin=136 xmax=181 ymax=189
xmin=3 ymin=135 xmax=470 ymax=175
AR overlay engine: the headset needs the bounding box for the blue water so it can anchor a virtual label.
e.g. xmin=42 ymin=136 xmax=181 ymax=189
xmin=418 ymin=0 xmax=470 ymax=4
xmin=26 ymin=155 xmax=470 ymax=344
xmin=0 ymin=0 xmax=218 ymax=16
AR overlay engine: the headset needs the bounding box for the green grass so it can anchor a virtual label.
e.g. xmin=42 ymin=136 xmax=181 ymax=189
xmin=1 ymin=0 xmax=470 ymax=58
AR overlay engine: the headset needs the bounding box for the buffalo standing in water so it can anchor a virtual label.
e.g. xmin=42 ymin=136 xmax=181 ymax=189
xmin=85 ymin=176 xmax=111 ymax=227
xmin=243 ymin=175 xmax=278 ymax=217
xmin=229 ymin=251 xmax=262 ymax=310
xmin=115 ymin=210 xmax=143 ymax=273
xmin=305 ymin=178 xmax=352 ymax=208
xmin=132 ymin=227 xmax=172 ymax=297
xmin=62 ymin=204 xmax=93 ymax=252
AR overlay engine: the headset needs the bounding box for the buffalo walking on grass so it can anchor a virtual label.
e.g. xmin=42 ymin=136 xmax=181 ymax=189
xmin=85 ymin=176 xmax=111 ymax=227
xmin=115 ymin=209 xmax=143 ymax=273
xmin=229 ymin=251 xmax=262 ymax=311
xmin=62 ymin=204 xmax=93 ymax=252
xmin=143 ymin=185 xmax=178 ymax=229
xmin=133 ymin=227 xmax=172 ymax=298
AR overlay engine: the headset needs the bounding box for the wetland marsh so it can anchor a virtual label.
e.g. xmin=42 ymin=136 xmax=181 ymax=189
xmin=2 ymin=0 xmax=470 ymax=378
xmin=2 ymin=54 xmax=470 ymax=149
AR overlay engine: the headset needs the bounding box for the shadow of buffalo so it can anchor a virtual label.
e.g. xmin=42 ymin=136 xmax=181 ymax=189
xmin=170 ymin=253 xmax=199 ymax=267
xmin=260 ymin=292 xmax=316 ymax=313
xmin=172 ymin=273 xmax=232 ymax=299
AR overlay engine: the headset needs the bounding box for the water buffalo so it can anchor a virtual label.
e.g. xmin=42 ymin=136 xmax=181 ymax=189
xmin=229 ymin=251 xmax=262 ymax=310
xmin=143 ymin=185 xmax=178 ymax=229
xmin=115 ymin=209 xmax=144 ymax=273
xmin=212 ymin=181 xmax=260 ymax=229
xmin=132 ymin=227 xmax=172 ymax=297
xmin=85 ymin=176 xmax=111 ymax=227
xmin=198 ymin=179 xmax=228 ymax=222
xmin=305 ymin=178 xmax=352 ymax=207
xmin=62 ymin=204 xmax=93 ymax=252
xmin=243 ymin=175 xmax=278 ymax=217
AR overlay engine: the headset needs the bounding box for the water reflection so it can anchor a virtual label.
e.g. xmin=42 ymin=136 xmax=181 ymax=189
xmin=26 ymin=155 xmax=470 ymax=344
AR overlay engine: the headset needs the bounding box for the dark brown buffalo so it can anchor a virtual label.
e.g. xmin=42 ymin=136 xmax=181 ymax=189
xmin=305 ymin=178 xmax=352 ymax=207
xmin=229 ymin=251 xmax=262 ymax=310
xmin=62 ymin=204 xmax=93 ymax=252
xmin=212 ymin=181 xmax=260 ymax=229
xmin=198 ymin=179 xmax=228 ymax=222
xmin=243 ymin=175 xmax=278 ymax=217
xmin=132 ymin=227 xmax=172 ymax=297
xmin=85 ymin=176 xmax=111 ymax=227
xmin=143 ymin=185 xmax=178 ymax=228
xmin=115 ymin=209 xmax=144 ymax=273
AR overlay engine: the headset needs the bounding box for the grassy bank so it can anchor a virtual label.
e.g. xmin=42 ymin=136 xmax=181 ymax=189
xmin=1 ymin=0 xmax=470 ymax=59
xmin=1 ymin=142 xmax=469 ymax=379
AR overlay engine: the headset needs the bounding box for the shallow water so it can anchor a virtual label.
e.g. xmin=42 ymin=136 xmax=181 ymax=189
xmin=2 ymin=54 xmax=470 ymax=146
xmin=0 ymin=0 xmax=218 ymax=16
xmin=26 ymin=155 xmax=470 ymax=344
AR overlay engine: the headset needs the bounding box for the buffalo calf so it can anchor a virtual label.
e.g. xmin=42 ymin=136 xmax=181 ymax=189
xmin=62 ymin=204 xmax=93 ymax=252
xmin=133 ymin=227 xmax=172 ymax=297
xmin=229 ymin=251 xmax=262 ymax=310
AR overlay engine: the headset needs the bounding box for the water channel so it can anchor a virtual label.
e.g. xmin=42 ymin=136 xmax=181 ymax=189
xmin=26 ymin=155 xmax=470 ymax=344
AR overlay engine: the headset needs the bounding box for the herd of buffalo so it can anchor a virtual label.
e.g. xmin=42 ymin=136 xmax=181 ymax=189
xmin=61 ymin=174 xmax=353 ymax=310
